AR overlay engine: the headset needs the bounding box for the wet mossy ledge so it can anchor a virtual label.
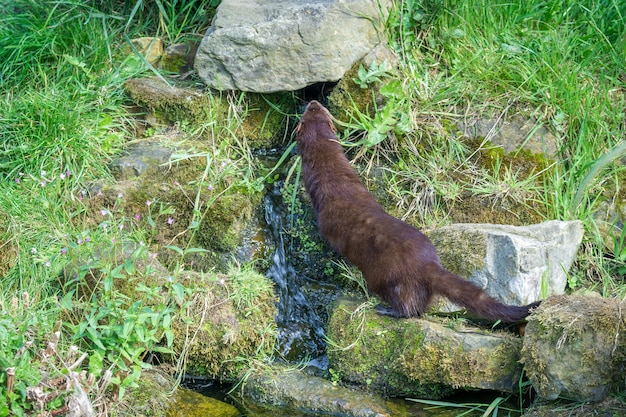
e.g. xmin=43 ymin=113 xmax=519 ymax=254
xmin=326 ymin=297 xmax=523 ymax=398
xmin=169 ymin=268 xmax=277 ymax=380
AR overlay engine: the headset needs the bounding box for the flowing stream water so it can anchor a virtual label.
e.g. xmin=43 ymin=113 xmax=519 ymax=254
xmin=263 ymin=184 xmax=333 ymax=364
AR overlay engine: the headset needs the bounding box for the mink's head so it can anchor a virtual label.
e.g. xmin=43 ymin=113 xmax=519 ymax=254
xmin=295 ymin=100 xmax=337 ymax=145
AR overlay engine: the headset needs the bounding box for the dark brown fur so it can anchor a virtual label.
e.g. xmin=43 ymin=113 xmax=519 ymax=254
xmin=295 ymin=100 xmax=538 ymax=322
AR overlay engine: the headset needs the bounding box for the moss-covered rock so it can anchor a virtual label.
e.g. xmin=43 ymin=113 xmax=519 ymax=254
xmin=111 ymin=368 xmax=175 ymax=417
xmin=521 ymin=294 xmax=626 ymax=402
xmin=61 ymin=237 xmax=276 ymax=389
xmin=171 ymin=267 xmax=277 ymax=380
xmin=160 ymin=42 xmax=198 ymax=74
xmin=448 ymin=137 xmax=553 ymax=226
xmin=124 ymin=77 xmax=213 ymax=125
xmin=236 ymin=93 xmax=293 ymax=150
xmin=195 ymin=192 xmax=260 ymax=253
xmin=123 ymin=77 xmax=293 ymax=150
xmin=97 ymin=138 xmax=266 ymax=272
xmin=327 ymin=298 xmax=524 ymax=398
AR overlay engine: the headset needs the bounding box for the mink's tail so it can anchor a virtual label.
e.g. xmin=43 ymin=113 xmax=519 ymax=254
xmin=430 ymin=265 xmax=540 ymax=322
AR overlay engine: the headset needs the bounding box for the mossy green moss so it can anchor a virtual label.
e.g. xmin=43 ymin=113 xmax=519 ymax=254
xmin=171 ymin=268 xmax=277 ymax=380
xmin=466 ymin=137 xmax=554 ymax=180
xmin=196 ymin=191 xmax=262 ymax=253
xmin=446 ymin=137 xmax=553 ymax=225
xmin=124 ymin=77 xmax=215 ymax=125
xmin=93 ymin=137 xmax=265 ymax=272
xmin=426 ymin=228 xmax=487 ymax=279
xmin=124 ymin=77 xmax=293 ymax=150
xmin=167 ymin=387 xmax=240 ymax=417
xmin=236 ymin=93 xmax=294 ymax=149
xmin=327 ymin=298 xmax=453 ymax=398
xmin=400 ymin=331 xmax=522 ymax=390
xmin=111 ymin=368 xmax=175 ymax=417
xmin=328 ymin=63 xmax=379 ymax=127
xmin=280 ymin=181 xmax=338 ymax=279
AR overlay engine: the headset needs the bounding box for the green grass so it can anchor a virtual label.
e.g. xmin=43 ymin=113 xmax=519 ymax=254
xmin=1 ymin=0 xmax=625 ymax=415
xmin=0 ymin=1 xmax=216 ymax=414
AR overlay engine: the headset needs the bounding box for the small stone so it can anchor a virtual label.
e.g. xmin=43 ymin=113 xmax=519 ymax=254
xmin=130 ymin=37 xmax=164 ymax=65
xmin=108 ymin=141 xmax=173 ymax=180
xmin=161 ymin=42 xmax=198 ymax=73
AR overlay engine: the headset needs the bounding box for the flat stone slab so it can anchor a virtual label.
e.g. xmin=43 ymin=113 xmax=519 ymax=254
xmin=243 ymin=365 xmax=393 ymax=417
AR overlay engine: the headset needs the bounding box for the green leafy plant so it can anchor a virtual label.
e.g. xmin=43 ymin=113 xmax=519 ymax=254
xmin=60 ymin=236 xmax=190 ymax=400
xmin=353 ymin=60 xmax=394 ymax=89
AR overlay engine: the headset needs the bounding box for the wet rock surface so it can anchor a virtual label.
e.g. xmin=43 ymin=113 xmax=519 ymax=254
xmin=242 ymin=365 xmax=393 ymax=417
xmin=168 ymin=387 xmax=240 ymax=417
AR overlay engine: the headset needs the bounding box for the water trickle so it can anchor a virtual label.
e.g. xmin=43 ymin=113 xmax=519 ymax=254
xmin=263 ymin=184 xmax=331 ymax=362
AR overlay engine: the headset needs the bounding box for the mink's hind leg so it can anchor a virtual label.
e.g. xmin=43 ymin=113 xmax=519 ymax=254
xmin=375 ymin=304 xmax=407 ymax=318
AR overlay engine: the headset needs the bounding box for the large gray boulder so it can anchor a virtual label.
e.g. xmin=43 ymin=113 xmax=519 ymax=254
xmin=427 ymin=220 xmax=583 ymax=309
xmin=195 ymin=0 xmax=392 ymax=92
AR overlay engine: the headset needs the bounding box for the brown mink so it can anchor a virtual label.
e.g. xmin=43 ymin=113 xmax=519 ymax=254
xmin=295 ymin=100 xmax=538 ymax=322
